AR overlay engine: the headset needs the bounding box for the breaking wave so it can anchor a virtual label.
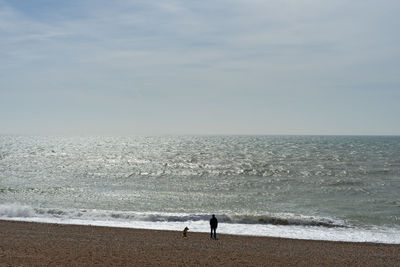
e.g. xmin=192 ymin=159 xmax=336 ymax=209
xmin=221 ymin=214 xmax=346 ymax=228
xmin=0 ymin=203 xmax=345 ymax=228
xmin=0 ymin=203 xmax=35 ymax=218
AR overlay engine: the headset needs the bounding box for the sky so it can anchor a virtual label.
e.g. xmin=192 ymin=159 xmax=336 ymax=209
xmin=1 ymin=0 xmax=399 ymax=135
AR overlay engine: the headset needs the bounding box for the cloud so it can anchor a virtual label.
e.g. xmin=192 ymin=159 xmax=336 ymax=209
xmin=1 ymin=0 xmax=399 ymax=135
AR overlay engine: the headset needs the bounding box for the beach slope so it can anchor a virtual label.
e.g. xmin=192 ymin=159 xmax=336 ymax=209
xmin=0 ymin=220 xmax=399 ymax=266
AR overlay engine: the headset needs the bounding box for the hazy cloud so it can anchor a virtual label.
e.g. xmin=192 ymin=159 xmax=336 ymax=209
xmin=1 ymin=0 xmax=399 ymax=135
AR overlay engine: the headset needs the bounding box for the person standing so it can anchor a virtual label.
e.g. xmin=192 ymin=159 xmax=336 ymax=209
xmin=210 ymin=214 xmax=218 ymax=239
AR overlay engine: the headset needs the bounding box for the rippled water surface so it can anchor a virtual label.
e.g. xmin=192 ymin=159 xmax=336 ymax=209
xmin=1 ymin=135 xmax=400 ymax=242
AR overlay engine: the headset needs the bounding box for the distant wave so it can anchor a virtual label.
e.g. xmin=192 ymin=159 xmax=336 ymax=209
xmin=327 ymin=179 xmax=364 ymax=187
xmin=0 ymin=204 xmax=345 ymax=228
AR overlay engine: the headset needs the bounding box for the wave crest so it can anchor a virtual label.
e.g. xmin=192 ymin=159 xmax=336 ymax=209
xmin=0 ymin=203 xmax=35 ymax=218
xmin=221 ymin=214 xmax=345 ymax=228
xmin=0 ymin=204 xmax=345 ymax=228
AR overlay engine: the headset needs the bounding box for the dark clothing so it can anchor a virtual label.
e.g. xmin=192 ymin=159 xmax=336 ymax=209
xmin=211 ymin=227 xmax=216 ymax=239
xmin=210 ymin=215 xmax=218 ymax=239
xmin=210 ymin=217 xmax=218 ymax=229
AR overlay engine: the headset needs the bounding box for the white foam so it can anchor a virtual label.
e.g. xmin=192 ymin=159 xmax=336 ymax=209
xmin=1 ymin=203 xmax=399 ymax=244
xmin=0 ymin=203 xmax=35 ymax=218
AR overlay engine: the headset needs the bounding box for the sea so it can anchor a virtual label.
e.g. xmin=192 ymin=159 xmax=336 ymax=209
xmin=1 ymin=135 xmax=399 ymax=244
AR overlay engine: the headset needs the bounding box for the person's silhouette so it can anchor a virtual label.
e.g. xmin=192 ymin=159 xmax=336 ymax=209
xmin=210 ymin=214 xmax=218 ymax=239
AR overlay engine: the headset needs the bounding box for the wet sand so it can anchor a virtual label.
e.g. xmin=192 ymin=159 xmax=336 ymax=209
xmin=0 ymin=220 xmax=399 ymax=266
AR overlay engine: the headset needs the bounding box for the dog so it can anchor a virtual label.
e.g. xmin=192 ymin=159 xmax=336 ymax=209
xmin=182 ymin=226 xmax=189 ymax=237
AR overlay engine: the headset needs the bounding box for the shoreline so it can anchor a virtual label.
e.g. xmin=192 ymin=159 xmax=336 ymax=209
xmin=2 ymin=216 xmax=399 ymax=245
xmin=1 ymin=220 xmax=399 ymax=266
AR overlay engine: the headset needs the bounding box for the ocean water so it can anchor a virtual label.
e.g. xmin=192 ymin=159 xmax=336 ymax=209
xmin=0 ymin=135 xmax=399 ymax=244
